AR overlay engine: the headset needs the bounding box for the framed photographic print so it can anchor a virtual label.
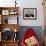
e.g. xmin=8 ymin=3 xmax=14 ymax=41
xmin=23 ymin=8 xmax=37 ymax=20
xmin=2 ymin=10 xmax=9 ymax=15
xmin=9 ymin=9 xmax=18 ymax=15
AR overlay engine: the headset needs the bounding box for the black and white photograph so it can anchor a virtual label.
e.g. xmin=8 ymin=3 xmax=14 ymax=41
xmin=23 ymin=8 xmax=37 ymax=20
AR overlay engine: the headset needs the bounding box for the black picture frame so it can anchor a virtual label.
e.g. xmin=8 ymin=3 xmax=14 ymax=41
xmin=23 ymin=8 xmax=37 ymax=20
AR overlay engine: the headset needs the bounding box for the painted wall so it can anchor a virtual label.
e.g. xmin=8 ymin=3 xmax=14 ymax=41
xmin=18 ymin=26 xmax=44 ymax=44
xmin=18 ymin=0 xmax=44 ymax=26
xmin=0 ymin=0 xmax=44 ymax=26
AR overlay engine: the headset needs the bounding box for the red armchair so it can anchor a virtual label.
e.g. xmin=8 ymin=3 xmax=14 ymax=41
xmin=21 ymin=28 xmax=41 ymax=46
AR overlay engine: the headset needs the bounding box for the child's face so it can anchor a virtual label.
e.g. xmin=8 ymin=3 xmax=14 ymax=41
xmin=25 ymin=36 xmax=38 ymax=46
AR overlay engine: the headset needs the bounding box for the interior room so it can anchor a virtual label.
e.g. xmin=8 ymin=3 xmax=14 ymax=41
xmin=0 ymin=0 xmax=45 ymax=46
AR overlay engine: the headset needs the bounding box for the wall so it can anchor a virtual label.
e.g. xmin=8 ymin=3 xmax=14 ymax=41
xmin=18 ymin=0 xmax=44 ymax=26
xmin=18 ymin=26 xmax=44 ymax=44
xmin=0 ymin=0 xmax=44 ymax=26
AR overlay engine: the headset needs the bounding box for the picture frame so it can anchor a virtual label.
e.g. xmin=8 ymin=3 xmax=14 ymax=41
xmin=23 ymin=8 xmax=37 ymax=20
xmin=2 ymin=10 xmax=9 ymax=15
xmin=9 ymin=10 xmax=18 ymax=15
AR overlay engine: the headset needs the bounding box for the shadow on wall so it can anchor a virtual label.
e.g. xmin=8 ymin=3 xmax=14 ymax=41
xmin=18 ymin=26 xmax=44 ymax=45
